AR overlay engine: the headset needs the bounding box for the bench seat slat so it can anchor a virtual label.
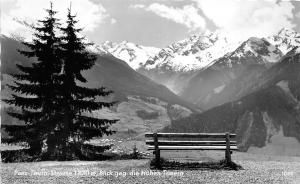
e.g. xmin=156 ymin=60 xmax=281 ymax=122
xmin=145 ymin=133 xmax=236 ymax=138
xmin=145 ymin=140 xmax=237 ymax=146
xmin=147 ymin=145 xmax=238 ymax=151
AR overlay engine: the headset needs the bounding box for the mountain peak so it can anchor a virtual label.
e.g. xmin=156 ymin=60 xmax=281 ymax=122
xmin=214 ymin=37 xmax=282 ymax=68
xmin=267 ymin=28 xmax=300 ymax=54
xmin=143 ymin=31 xmax=240 ymax=72
xmin=93 ymin=40 xmax=160 ymax=70
xmin=277 ymin=28 xmax=298 ymax=37
xmin=248 ymin=37 xmax=264 ymax=43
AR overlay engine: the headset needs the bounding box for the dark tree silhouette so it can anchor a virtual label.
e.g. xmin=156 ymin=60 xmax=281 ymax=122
xmin=56 ymin=7 xmax=117 ymax=160
xmin=3 ymin=3 xmax=62 ymax=157
xmin=3 ymin=4 xmax=118 ymax=161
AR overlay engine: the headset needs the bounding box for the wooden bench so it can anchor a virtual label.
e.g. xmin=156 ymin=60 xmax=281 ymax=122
xmin=145 ymin=132 xmax=237 ymax=169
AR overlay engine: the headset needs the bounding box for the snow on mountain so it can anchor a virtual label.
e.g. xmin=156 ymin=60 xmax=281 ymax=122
xmin=5 ymin=19 xmax=300 ymax=74
xmin=267 ymin=28 xmax=300 ymax=55
xmin=215 ymin=37 xmax=283 ymax=68
xmin=143 ymin=31 xmax=241 ymax=72
xmin=179 ymin=37 xmax=284 ymax=110
xmin=138 ymin=28 xmax=300 ymax=73
xmin=92 ymin=41 xmax=160 ymax=70
xmin=94 ymin=28 xmax=300 ymax=73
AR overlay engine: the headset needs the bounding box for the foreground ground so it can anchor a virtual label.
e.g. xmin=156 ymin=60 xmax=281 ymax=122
xmin=1 ymin=151 xmax=300 ymax=184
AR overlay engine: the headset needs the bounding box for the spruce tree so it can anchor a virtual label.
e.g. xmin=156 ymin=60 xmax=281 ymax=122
xmin=3 ymin=3 xmax=62 ymax=157
xmin=55 ymin=7 xmax=117 ymax=160
xmin=4 ymin=4 xmax=117 ymax=161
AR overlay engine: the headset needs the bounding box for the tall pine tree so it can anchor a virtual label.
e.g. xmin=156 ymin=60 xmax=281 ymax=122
xmin=4 ymin=4 xmax=117 ymax=160
xmin=55 ymin=7 xmax=117 ymax=160
xmin=3 ymin=3 xmax=62 ymax=157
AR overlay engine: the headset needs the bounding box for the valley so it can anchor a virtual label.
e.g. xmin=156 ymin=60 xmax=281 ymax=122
xmin=1 ymin=28 xmax=300 ymax=157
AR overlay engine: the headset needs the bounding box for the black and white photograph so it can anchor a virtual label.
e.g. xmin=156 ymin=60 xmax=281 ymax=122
xmin=1 ymin=0 xmax=300 ymax=183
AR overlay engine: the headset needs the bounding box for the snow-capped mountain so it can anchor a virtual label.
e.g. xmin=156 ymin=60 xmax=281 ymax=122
xmin=215 ymin=37 xmax=283 ymax=68
xmin=180 ymin=37 xmax=283 ymax=110
xmin=135 ymin=28 xmax=300 ymax=94
xmin=143 ymin=31 xmax=241 ymax=72
xmin=9 ymin=17 xmax=300 ymax=74
xmin=142 ymin=28 xmax=300 ymax=73
xmin=267 ymin=28 xmax=300 ymax=55
xmin=93 ymin=41 xmax=160 ymax=70
xmin=134 ymin=31 xmax=242 ymax=94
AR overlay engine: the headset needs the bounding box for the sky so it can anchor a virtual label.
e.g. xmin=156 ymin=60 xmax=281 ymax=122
xmin=2 ymin=0 xmax=300 ymax=48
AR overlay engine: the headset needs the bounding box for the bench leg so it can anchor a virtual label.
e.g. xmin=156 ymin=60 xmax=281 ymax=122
xmin=225 ymin=132 xmax=231 ymax=164
xmin=153 ymin=133 xmax=161 ymax=169
xmin=225 ymin=149 xmax=231 ymax=163
xmin=155 ymin=149 xmax=161 ymax=169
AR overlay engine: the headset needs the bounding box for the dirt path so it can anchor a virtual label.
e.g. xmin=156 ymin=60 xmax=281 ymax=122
xmin=1 ymin=158 xmax=300 ymax=184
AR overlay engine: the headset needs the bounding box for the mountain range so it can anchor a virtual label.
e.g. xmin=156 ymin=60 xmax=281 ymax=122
xmin=92 ymin=28 xmax=300 ymax=155
xmin=94 ymin=28 xmax=300 ymax=106
xmin=1 ymin=27 xmax=300 ymax=155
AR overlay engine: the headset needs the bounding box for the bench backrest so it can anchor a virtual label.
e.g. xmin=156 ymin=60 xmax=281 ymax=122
xmin=145 ymin=132 xmax=237 ymax=150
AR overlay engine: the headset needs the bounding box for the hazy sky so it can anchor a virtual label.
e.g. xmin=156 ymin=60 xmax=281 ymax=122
xmin=2 ymin=0 xmax=300 ymax=47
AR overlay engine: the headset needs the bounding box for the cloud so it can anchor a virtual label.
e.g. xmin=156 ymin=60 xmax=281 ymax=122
xmin=1 ymin=0 xmax=115 ymax=38
xmin=110 ymin=18 xmax=117 ymax=25
xmin=133 ymin=3 xmax=206 ymax=32
xmin=296 ymin=11 xmax=300 ymax=19
xmin=130 ymin=4 xmax=145 ymax=9
xmin=193 ymin=0 xmax=295 ymax=41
